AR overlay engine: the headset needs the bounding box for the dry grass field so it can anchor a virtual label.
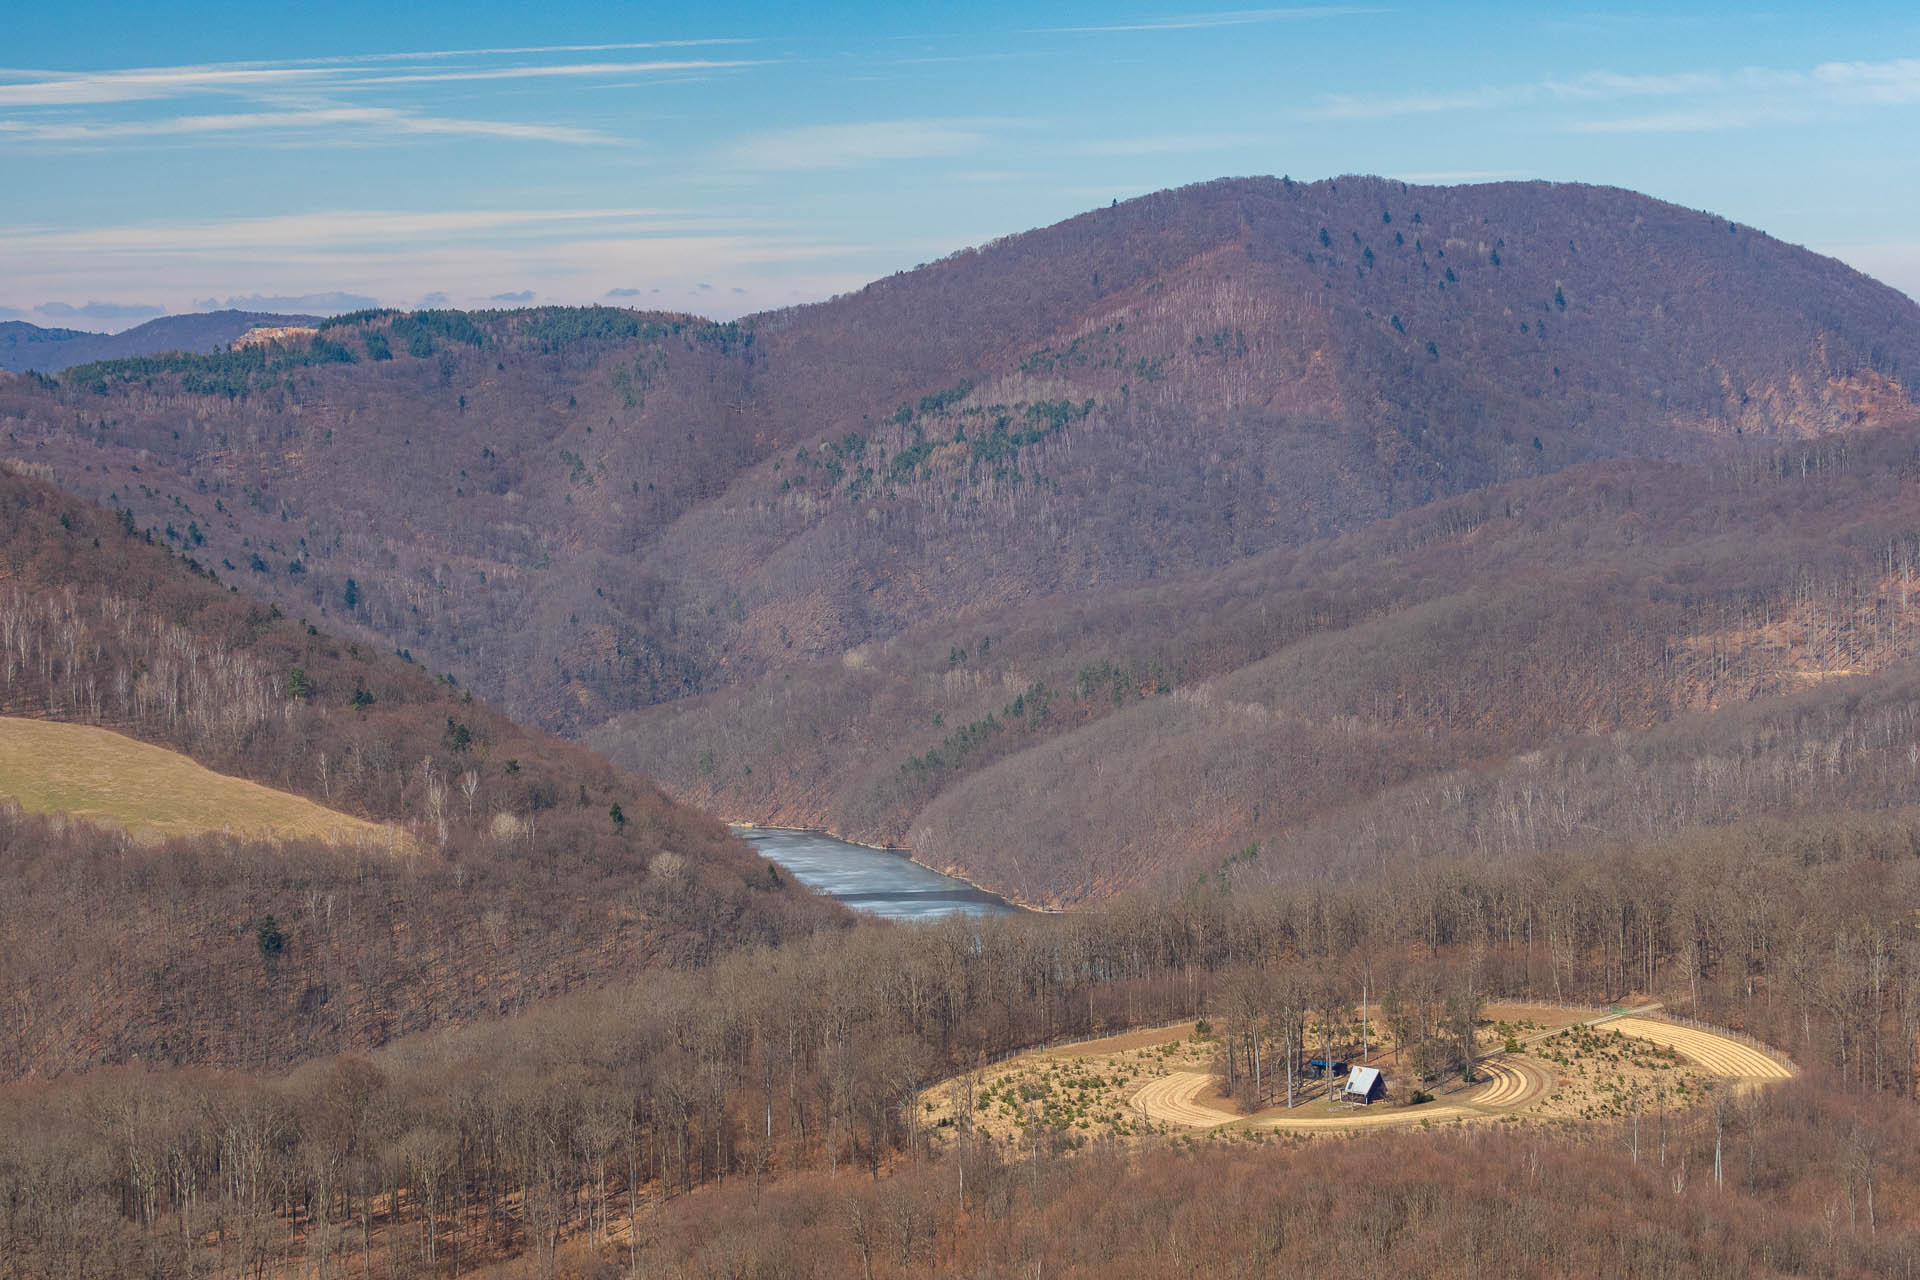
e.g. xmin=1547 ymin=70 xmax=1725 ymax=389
xmin=0 ymin=716 xmax=406 ymax=849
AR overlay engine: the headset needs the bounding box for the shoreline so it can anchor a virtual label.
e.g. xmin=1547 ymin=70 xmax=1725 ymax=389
xmin=728 ymin=821 xmax=1050 ymax=915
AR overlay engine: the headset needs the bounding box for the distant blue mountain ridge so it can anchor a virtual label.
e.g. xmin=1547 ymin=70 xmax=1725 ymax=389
xmin=0 ymin=310 xmax=319 ymax=374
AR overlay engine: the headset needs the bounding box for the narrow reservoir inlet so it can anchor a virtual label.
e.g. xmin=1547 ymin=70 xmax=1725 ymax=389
xmin=735 ymin=826 xmax=1019 ymax=920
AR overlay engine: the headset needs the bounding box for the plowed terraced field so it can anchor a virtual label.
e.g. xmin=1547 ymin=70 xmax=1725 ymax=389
xmin=1130 ymin=1071 xmax=1237 ymax=1128
xmin=1605 ymin=1017 xmax=1792 ymax=1081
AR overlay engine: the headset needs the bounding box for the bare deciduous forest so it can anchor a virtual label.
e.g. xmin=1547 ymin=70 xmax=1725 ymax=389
xmin=4 ymin=805 xmax=1920 ymax=1276
xmin=612 ymin=425 xmax=1920 ymax=904
xmin=6 ymin=176 xmax=1920 ymax=1276
xmin=623 ymin=1087 xmax=1920 ymax=1280
xmin=3 ymin=176 xmax=1919 ymax=902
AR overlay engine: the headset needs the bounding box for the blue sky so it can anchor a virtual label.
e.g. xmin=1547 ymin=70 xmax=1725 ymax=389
xmin=4 ymin=2 xmax=1919 ymax=329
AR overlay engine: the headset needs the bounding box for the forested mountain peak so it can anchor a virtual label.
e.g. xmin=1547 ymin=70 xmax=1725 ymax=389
xmin=768 ymin=173 xmax=1919 ymax=449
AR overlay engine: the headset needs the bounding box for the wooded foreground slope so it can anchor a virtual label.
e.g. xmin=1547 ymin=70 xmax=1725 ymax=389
xmin=5 ymin=802 xmax=1918 ymax=1277
xmin=3 ymin=176 xmax=1918 ymax=902
xmin=629 ymin=1089 xmax=1919 ymax=1280
xmin=0 ymin=467 xmax=841 ymax=1078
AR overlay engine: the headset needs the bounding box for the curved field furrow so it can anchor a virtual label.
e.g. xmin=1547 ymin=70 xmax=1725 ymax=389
xmin=1130 ymin=1071 xmax=1238 ymax=1128
xmin=1606 ymin=1018 xmax=1792 ymax=1080
xmin=1469 ymin=1057 xmax=1548 ymax=1108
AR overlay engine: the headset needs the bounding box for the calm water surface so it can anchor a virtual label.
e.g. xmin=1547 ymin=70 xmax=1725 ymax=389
xmin=736 ymin=827 xmax=1019 ymax=920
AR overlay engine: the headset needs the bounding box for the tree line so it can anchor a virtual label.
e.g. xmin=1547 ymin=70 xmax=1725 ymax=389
xmin=629 ymin=1080 xmax=1919 ymax=1279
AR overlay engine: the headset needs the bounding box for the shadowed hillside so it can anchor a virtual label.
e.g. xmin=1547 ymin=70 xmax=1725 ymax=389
xmin=598 ymin=426 xmax=1920 ymax=904
xmin=0 ymin=467 xmax=843 ymax=1078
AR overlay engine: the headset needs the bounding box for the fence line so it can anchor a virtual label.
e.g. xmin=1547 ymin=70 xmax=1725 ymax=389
xmin=967 ymin=1015 xmax=1203 ymax=1074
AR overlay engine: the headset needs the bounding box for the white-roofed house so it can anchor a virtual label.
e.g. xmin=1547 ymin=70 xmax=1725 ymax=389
xmin=1343 ymin=1066 xmax=1385 ymax=1104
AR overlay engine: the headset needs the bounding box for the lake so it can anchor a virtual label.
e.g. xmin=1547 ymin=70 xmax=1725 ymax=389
xmin=735 ymin=826 xmax=1020 ymax=920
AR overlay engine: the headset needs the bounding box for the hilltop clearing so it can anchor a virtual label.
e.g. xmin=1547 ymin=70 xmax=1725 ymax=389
xmin=933 ymin=1004 xmax=1791 ymax=1143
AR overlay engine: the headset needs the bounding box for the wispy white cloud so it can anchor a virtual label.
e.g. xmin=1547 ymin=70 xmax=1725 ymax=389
xmin=1307 ymin=56 xmax=1920 ymax=132
xmin=285 ymin=39 xmax=753 ymax=63
xmin=1077 ymin=131 xmax=1260 ymax=156
xmin=344 ymin=59 xmax=766 ymax=86
xmin=0 ymin=46 xmax=756 ymax=154
xmin=1808 ymin=57 xmax=1920 ymax=104
xmin=1 ymin=231 xmax=877 ymax=324
xmin=0 ymin=211 xmax=861 ymax=328
xmin=582 ymin=76 xmax=730 ymax=91
xmin=0 ymin=106 xmax=614 ymax=145
xmin=1570 ymin=104 xmax=1809 ymax=134
xmin=1037 ymin=7 xmax=1382 ymax=33
xmin=0 ymin=48 xmax=761 ymax=107
xmin=1309 ymin=69 xmax=1733 ymax=121
xmin=724 ymin=119 xmax=993 ymax=171
xmin=0 ymin=63 xmax=357 ymax=107
xmin=1572 ymin=60 xmax=1920 ymax=133
xmin=0 ymin=39 xmax=753 ymax=80
xmin=207 ymin=292 xmax=379 ymax=313
xmin=0 ymin=208 xmax=692 ymax=256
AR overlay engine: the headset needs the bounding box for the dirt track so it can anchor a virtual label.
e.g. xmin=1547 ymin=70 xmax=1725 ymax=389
xmin=1127 ymin=1014 xmax=1780 ymax=1135
xmin=1239 ymin=1058 xmax=1552 ymax=1131
xmin=934 ymin=1007 xmax=1791 ymax=1142
xmin=1130 ymin=1058 xmax=1552 ymax=1132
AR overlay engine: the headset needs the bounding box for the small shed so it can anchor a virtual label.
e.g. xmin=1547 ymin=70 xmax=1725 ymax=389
xmin=1343 ymin=1066 xmax=1385 ymax=1104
